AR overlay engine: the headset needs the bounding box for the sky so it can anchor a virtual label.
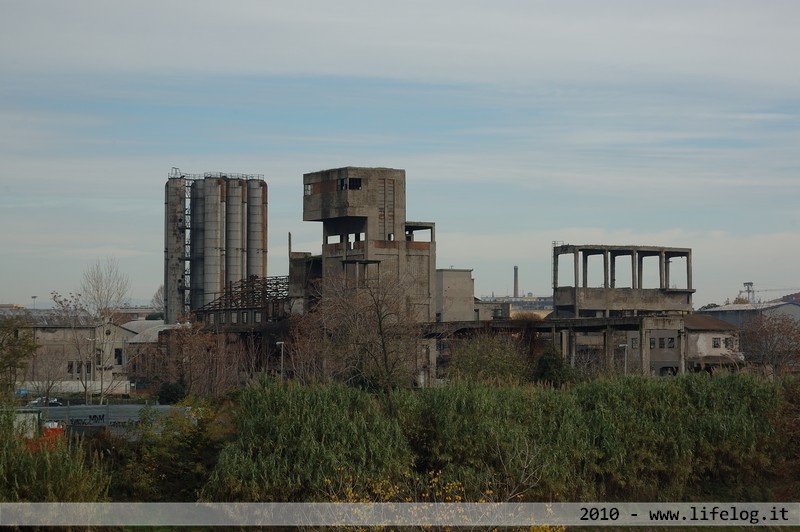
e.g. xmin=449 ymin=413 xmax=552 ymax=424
xmin=1 ymin=1 xmax=799 ymax=309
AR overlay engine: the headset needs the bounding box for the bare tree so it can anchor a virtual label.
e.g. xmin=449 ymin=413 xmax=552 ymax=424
xmin=80 ymin=256 xmax=131 ymax=322
xmin=50 ymin=292 xmax=95 ymax=404
xmin=24 ymin=345 xmax=68 ymax=404
xmin=164 ymin=322 xmax=242 ymax=398
xmin=78 ymin=257 xmax=132 ymax=403
xmin=288 ymin=269 xmax=425 ymax=408
xmin=151 ymin=285 xmax=165 ymax=316
xmin=740 ymin=313 xmax=800 ymax=375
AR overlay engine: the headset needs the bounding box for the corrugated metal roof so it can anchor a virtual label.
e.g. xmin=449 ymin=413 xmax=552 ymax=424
xmin=122 ymin=319 xmax=164 ymax=334
xmin=684 ymin=314 xmax=737 ymax=331
xmin=0 ymin=308 xmax=97 ymax=328
xmin=699 ymin=301 xmax=798 ymax=313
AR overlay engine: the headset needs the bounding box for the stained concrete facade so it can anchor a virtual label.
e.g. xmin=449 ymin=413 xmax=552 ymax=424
xmin=301 ymin=167 xmax=436 ymax=322
xmin=552 ymin=244 xmax=694 ymax=318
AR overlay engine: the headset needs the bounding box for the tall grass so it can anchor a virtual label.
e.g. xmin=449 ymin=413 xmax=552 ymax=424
xmin=0 ymin=409 xmax=109 ymax=501
xmin=201 ymin=373 xmax=786 ymax=502
xmin=200 ymin=378 xmax=413 ymax=501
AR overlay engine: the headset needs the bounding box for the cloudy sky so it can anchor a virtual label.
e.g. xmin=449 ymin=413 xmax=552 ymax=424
xmin=1 ymin=1 xmax=799 ymax=308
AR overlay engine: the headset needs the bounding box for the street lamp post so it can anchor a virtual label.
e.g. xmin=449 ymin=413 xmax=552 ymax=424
xmin=276 ymin=341 xmax=285 ymax=381
xmin=85 ymin=337 xmax=97 ymax=405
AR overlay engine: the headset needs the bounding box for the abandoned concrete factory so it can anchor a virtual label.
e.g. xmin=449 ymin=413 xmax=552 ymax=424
xmin=163 ymin=166 xmax=741 ymax=382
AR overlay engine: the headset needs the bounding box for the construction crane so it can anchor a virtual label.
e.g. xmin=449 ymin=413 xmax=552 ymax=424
xmin=737 ymin=282 xmax=800 ymax=304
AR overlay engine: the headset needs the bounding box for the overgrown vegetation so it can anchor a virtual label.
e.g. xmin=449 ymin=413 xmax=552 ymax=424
xmin=0 ymin=409 xmax=109 ymax=501
xmin=3 ymin=374 xmax=797 ymax=504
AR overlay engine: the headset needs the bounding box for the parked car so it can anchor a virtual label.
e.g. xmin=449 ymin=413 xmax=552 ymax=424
xmin=27 ymin=397 xmax=63 ymax=407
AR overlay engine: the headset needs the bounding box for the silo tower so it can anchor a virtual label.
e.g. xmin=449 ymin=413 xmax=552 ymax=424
xmin=164 ymin=169 xmax=268 ymax=324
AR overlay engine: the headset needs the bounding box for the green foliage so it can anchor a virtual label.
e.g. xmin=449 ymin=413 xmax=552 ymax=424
xmin=0 ymin=316 xmax=38 ymax=397
xmin=9 ymin=370 xmax=786 ymax=504
xmin=107 ymin=399 xmax=226 ymax=501
xmin=0 ymin=409 xmax=110 ymax=501
xmin=200 ymin=374 xmax=786 ymax=503
xmin=532 ymin=346 xmax=575 ymax=387
xmin=158 ymin=380 xmax=186 ymax=404
xmin=200 ymin=378 xmax=413 ymax=501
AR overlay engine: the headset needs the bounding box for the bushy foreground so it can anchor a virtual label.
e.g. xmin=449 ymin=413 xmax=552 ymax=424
xmin=201 ymin=374 xmax=790 ymax=502
xmin=3 ymin=374 xmax=797 ymax=503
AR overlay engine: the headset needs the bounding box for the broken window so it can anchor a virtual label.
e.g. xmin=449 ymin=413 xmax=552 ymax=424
xmin=67 ymin=361 xmax=74 ymax=374
xmin=712 ymin=337 xmax=721 ymax=348
xmin=304 ymin=184 xmax=313 ymax=196
xmin=631 ymin=337 xmax=639 ymax=349
xmin=349 ymin=178 xmax=362 ymax=190
xmin=724 ymin=337 xmax=733 ymax=349
xmin=337 ymin=178 xmax=347 ymax=191
xmin=650 ymin=338 xmax=656 ymax=349
xmin=667 ymin=337 xmax=675 ymax=348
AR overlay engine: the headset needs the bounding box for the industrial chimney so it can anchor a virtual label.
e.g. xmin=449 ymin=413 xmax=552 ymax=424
xmin=513 ymin=265 xmax=519 ymax=298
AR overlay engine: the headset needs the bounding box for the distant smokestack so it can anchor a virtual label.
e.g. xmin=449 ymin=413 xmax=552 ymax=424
xmin=514 ymin=265 xmax=519 ymax=298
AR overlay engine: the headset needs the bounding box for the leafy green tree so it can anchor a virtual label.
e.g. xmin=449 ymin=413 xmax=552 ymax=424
xmin=532 ymin=346 xmax=574 ymax=387
xmin=0 ymin=316 xmax=38 ymax=399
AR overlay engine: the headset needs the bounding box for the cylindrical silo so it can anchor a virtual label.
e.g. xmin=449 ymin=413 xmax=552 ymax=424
xmin=203 ymin=178 xmax=225 ymax=306
xmin=225 ymin=179 xmax=244 ymax=285
xmin=247 ymin=180 xmax=268 ymax=278
xmin=189 ymin=179 xmax=206 ymax=311
xmin=164 ymin=176 xmax=186 ymax=324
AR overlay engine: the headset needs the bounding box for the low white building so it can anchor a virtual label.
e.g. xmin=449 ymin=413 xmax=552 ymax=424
xmin=2 ymin=308 xmax=138 ymax=400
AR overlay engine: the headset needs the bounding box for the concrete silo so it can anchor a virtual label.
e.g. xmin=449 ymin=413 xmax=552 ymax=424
xmin=164 ymin=170 xmax=187 ymax=325
xmin=164 ymin=170 xmax=268 ymax=324
xmin=247 ymin=179 xmax=268 ymax=278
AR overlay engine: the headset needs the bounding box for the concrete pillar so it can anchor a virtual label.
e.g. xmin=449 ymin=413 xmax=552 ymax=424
xmin=581 ymin=250 xmax=588 ymax=288
xmin=637 ymin=251 xmax=644 ymax=290
xmin=659 ymin=250 xmax=666 ymax=289
xmin=603 ymin=250 xmax=609 ymax=288
xmin=686 ymin=251 xmax=693 ymax=291
xmin=640 ymin=322 xmax=651 ymax=375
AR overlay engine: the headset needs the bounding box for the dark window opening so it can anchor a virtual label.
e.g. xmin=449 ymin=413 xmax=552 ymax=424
xmin=114 ymin=348 xmax=123 ymax=365
xmin=712 ymin=337 xmax=721 ymax=348
xmin=349 ymin=178 xmax=362 ymax=190
xmin=667 ymin=337 xmax=675 ymax=349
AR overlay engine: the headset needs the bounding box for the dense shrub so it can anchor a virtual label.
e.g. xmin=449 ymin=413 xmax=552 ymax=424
xmin=200 ymin=379 xmax=413 ymax=501
xmin=200 ymin=374 xmax=787 ymax=503
xmin=0 ymin=409 xmax=110 ymax=501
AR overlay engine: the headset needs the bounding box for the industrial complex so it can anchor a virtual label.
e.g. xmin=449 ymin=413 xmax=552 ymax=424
xmin=163 ymin=166 xmax=747 ymax=382
xmin=10 ymin=165 xmax=797 ymax=398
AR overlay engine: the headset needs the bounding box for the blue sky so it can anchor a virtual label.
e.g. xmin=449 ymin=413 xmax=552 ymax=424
xmin=1 ymin=1 xmax=799 ymax=308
